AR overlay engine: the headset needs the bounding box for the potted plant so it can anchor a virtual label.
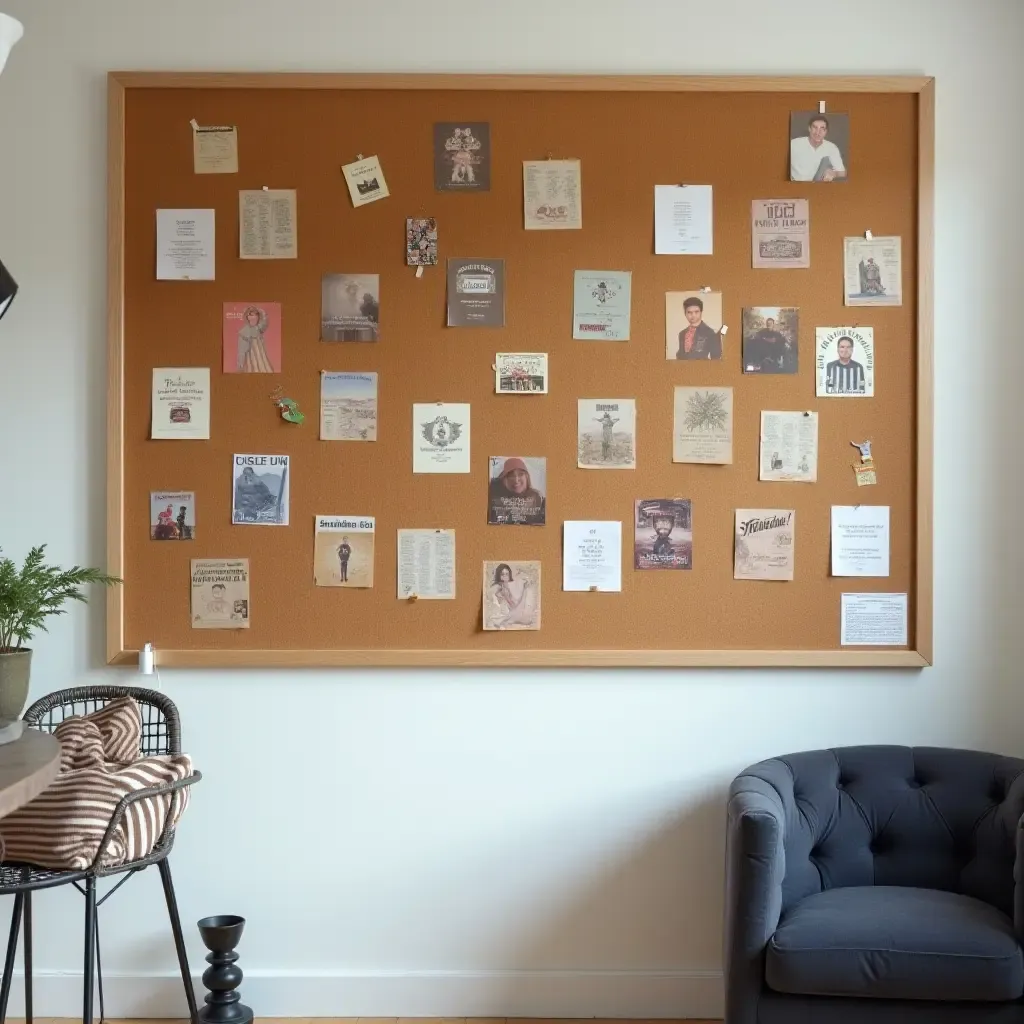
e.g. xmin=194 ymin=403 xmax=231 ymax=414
xmin=0 ymin=545 xmax=121 ymax=721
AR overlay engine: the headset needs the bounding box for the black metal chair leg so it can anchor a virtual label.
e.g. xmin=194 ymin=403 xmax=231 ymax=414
xmin=158 ymin=859 xmax=198 ymax=1024
xmin=94 ymin=908 xmax=105 ymax=1024
xmin=0 ymin=893 xmax=24 ymax=1024
xmin=83 ymin=877 xmax=97 ymax=1024
xmin=22 ymin=891 xmax=32 ymax=1024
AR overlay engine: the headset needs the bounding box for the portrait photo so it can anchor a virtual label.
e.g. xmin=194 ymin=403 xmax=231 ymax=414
xmin=815 ymin=327 xmax=875 ymax=397
xmin=488 ymin=456 xmax=546 ymax=526
xmin=665 ymin=290 xmax=723 ymax=361
xmin=742 ymin=306 xmax=799 ymax=374
xmin=789 ymin=110 xmax=849 ymax=182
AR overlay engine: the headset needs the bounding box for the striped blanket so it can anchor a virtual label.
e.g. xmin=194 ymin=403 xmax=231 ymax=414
xmin=0 ymin=697 xmax=192 ymax=870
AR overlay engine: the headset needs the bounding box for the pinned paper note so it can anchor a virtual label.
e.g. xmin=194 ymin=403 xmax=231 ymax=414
xmin=342 ymin=155 xmax=389 ymax=207
xmin=192 ymin=121 xmax=238 ymax=174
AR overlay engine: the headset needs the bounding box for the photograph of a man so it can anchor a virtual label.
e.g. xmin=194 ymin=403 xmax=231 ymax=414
xmin=742 ymin=307 xmax=799 ymax=374
xmin=665 ymin=290 xmax=723 ymax=360
xmin=790 ymin=111 xmax=848 ymax=182
xmin=815 ymin=327 xmax=874 ymax=397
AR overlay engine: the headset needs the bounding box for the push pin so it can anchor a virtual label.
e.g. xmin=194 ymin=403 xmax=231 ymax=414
xmin=407 ymin=593 xmax=419 ymax=603
xmin=589 ymin=585 xmax=599 ymax=593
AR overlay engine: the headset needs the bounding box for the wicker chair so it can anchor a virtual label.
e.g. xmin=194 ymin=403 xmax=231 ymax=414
xmin=0 ymin=686 xmax=202 ymax=1024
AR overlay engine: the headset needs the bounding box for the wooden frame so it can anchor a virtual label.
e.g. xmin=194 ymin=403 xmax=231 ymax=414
xmin=106 ymin=73 xmax=934 ymax=670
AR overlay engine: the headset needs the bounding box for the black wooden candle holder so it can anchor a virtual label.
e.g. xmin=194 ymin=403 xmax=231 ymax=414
xmin=196 ymin=915 xmax=253 ymax=1024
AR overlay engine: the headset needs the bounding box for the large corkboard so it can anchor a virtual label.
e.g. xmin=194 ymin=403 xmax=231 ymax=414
xmin=106 ymin=74 xmax=934 ymax=668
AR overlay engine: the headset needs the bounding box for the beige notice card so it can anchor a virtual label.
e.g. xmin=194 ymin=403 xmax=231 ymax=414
xmin=191 ymin=120 xmax=238 ymax=174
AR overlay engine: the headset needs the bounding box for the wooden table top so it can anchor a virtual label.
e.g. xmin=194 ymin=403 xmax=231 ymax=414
xmin=0 ymin=729 xmax=60 ymax=818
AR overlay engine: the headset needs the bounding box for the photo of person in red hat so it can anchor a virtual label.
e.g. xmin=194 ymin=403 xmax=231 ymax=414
xmin=487 ymin=456 xmax=546 ymax=526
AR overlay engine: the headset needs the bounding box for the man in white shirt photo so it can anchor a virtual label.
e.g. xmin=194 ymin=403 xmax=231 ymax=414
xmin=790 ymin=114 xmax=847 ymax=182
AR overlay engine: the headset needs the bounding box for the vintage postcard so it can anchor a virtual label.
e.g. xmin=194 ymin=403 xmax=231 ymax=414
xmin=666 ymin=290 xmax=723 ymax=360
xmin=577 ymin=398 xmax=636 ymax=470
xmin=156 ymin=209 xmax=215 ymax=280
xmin=752 ymin=199 xmax=809 ymax=268
xmin=488 ymin=456 xmax=546 ymax=526
xmin=434 ymin=123 xmax=490 ymax=191
xmin=673 ymin=386 xmax=733 ymax=464
xmin=191 ymin=122 xmax=237 ymax=174
xmin=654 ymin=184 xmax=713 ymax=255
xmin=151 ymin=368 xmax=210 ymax=440
xmin=790 ymin=111 xmax=848 ymax=182
xmin=743 ymin=307 xmax=799 ymax=373
xmin=321 ymin=274 xmax=379 ymax=341
xmin=222 ymin=302 xmax=281 ymax=373
xmin=314 ymin=515 xmax=375 ymax=588
xmin=446 ymin=258 xmax=505 ymax=327
xmin=844 ymin=235 xmax=902 ymax=306
xmin=341 ymin=155 xmax=389 ymax=207
xmin=734 ymin=510 xmax=795 ymax=581
xmin=191 ymin=558 xmax=249 ymax=629
xmin=523 ymin=159 xmax=582 ymax=230
xmin=573 ymin=270 xmax=631 ymax=341
xmin=495 ymin=352 xmax=548 ymax=394
xmin=816 ymin=327 xmax=874 ymax=397
xmin=320 ymin=371 xmax=377 ymax=441
xmin=150 ymin=491 xmax=195 ymax=540
xmin=413 ymin=402 xmax=470 ymax=473
xmin=232 ymin=454 xmax=290 ymax=525
xmin=238 ymin=189 xmax=297 ymax=259
xmin=406 ymin=218 xmax=438 ymax=266
xmin=759 ymin=411 xmax=818 ymax=483
xmin=634 ymin=499 xmax=692 ymax=571
xmin=483 ymin=561 xmax=541 ymax=630
xmin=397 ymin=529 xmax=455 ymax=599
xmin=563 ymin=521 xmax=621 ymax=593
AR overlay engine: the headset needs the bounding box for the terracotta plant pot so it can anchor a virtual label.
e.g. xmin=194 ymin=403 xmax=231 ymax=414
xmin=0 ymin=648 xmax=31 ymax=721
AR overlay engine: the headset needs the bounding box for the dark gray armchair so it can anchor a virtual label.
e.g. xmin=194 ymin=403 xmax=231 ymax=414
xmin=725 ymin=746 xmax=1024 ymax=1023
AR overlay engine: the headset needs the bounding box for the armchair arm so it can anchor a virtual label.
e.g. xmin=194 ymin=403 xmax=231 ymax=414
xmin=90 ymin=770 xmax=202 ymax=872
xmin=1015 ymin=813 xmax=1024 ymax=940
xmin=724 ymin=777 xmax=787 ymax=1024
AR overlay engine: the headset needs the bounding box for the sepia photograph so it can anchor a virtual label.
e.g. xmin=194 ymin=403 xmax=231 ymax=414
xmin=666 ymin=290 xmax=723 ymax=360
xmin=577 ymin=398 xmax=636 ymax=469
xmin=789 ymin=110 xmax=849 ymax=182
xmin=843 ymin=235 xmax=902 ymax=306
xmin=321 ymin=273 xmax=380 ymax=341
xmin=313 ymin=515 xmax=374 ymax=588
xmin=482 ymin=560 xmax=541 ymax=630
xmin=742 ymin=306 xmax=799 ymax=374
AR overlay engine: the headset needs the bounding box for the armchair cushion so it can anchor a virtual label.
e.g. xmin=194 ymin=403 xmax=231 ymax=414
xmin=766 ymin=886 xmax=1024 ymax=1002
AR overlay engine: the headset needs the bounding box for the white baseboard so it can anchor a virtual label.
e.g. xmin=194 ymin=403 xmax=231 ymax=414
xmin=1 ymin=968 xmax=724 ymax=1019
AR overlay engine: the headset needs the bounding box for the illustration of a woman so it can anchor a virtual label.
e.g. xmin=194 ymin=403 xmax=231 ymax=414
xmin=236 ymin=305 xmax=274 ymax=373
xmin=489 ymin=563 xmax=536 ymax=629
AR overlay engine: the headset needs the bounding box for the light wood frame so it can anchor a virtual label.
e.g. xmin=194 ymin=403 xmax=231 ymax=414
xmin=106 ymin=73 xmax=934 ymax=670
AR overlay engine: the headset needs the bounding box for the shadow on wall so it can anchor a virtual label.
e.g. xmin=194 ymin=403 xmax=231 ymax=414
xmin=489 ymin=789 xmax=726 ymax=1019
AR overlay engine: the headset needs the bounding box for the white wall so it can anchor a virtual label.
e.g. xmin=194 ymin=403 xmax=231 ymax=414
xmin=0 ymin=0 xmax=1021 ymax=1018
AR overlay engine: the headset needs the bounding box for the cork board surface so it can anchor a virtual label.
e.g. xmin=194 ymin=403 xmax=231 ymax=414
xmin=120 ymin=85 xmax=918 ymax=656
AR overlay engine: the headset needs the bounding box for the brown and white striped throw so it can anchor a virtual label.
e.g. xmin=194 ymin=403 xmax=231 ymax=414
xmin=0 ymin=697 xmax=193 ymax=870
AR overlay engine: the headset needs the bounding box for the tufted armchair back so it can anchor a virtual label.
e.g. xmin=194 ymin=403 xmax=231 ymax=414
xmin=743 ymin=745 xmax=1024 ymax=918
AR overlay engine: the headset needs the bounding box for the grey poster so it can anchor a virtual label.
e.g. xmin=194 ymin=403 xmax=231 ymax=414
xmin=446 ymin=258 xmax=505 ymax=327
xmin=434 ymin=123 xmax=490 ymax=191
